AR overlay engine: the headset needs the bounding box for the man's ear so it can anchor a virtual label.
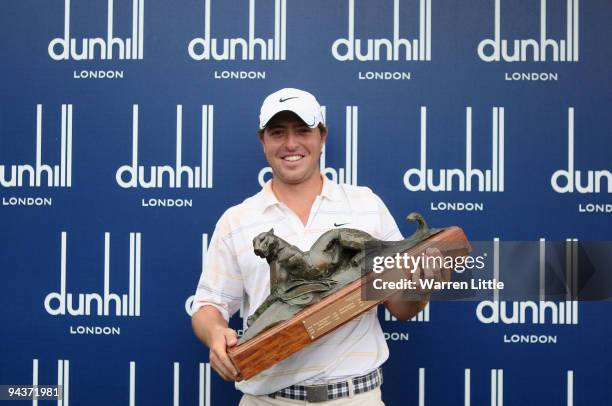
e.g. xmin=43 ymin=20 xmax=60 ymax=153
xmin=320 ymin=128 xmax=328 ymax=144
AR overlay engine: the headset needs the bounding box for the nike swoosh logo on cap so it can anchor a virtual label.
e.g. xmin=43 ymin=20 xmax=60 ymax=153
xmin=334 ymin=222 xmax=349 ymax=227
xmin=279 ymin=96 xmax=298 ymax=103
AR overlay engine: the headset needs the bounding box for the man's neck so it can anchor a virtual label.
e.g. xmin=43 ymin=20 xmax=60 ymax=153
xmin=271 ymin=174 xmax=324 ymax=225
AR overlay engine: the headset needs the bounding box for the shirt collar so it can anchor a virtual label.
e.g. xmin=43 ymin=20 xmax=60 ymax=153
xmin=320 ymin=174 xmax=342 ymax=202
xmin=260 ymin=179 xmax=280 ymax=212
xmin=259 ymin=174 xmax=341 ymax=213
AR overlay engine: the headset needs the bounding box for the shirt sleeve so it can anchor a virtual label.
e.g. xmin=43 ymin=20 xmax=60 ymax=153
xmin=192 ymin=214 xmax=244 ymax=322
xmin=373 ymin=193 xmax=404 ymax=241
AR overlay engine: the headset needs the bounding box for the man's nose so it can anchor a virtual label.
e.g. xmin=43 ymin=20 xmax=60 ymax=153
xmin=284 ymin=131 xmax=299 ymax=149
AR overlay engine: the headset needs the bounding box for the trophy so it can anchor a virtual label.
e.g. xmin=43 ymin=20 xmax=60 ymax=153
xmin=228 ymin=213 xmax=470 ymax=380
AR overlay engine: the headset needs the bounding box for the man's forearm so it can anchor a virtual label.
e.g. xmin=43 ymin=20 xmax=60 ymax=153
xmin=191 ymin=305 xmax=229 ymax=348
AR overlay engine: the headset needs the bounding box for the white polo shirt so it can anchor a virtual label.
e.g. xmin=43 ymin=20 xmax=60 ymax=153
xmin=192 ymin=176 xmax=402 ymax=395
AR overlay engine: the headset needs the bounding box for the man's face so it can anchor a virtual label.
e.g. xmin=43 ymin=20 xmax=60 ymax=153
xmin=260 ymin=111 xmax=327 ymax=186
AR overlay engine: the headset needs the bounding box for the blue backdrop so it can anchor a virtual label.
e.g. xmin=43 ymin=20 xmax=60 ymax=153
xmin=1 ymin=0 xmax=610 ymax=405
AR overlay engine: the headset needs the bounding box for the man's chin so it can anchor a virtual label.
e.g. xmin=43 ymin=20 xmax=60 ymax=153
xmin=273 ymin=172 xmax=309 ymax=185
xmin=270 ymin=165 xmax=321 ymax=186
xmin=278 ymin=176 xmax=307 ymax=185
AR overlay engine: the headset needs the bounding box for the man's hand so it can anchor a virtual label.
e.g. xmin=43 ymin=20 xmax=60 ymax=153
xmin=384 ymin=247 xmax=451 ymax=320
xmin=411 ymin=247 xmax=452 ymax=294
xmin=208 ymin=326 xmax=240 ymax=381
xmin=191 ymin=306 xmax=241 ymax=381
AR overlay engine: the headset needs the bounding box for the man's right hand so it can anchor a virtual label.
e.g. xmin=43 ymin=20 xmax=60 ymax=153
xmin=191 ymin=306 xmax=241 ymax=382
xmin=208 ymin=326 xmax=240 ymax=381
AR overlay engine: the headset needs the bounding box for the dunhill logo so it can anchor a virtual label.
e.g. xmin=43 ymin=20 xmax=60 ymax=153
xmin=188 ymin=0 xmax=287 ymax=61
xmin=320 ymin=106 xmax=359 ymax=185
xmin=332 ymin=0 xmax=431 ymax=61
xmin=477 ymin=0 xmax=579 ymax=62
xmin=551 ymin=108 xmax=611 ymax=193
xmin=476 ymin=300 xmax=578 ymax=324
xmin=403 ymin=107 xmax=505 ymax=192
xmin=44 ymin=232 xmax=142 ymax=317
xmin=116 ymin=105 xmax=214 ymax=189
xmin=186 ymin=234 xmax=209 ymax=317
xmin=476 ymin=238 xmax=579 ymax=325
xmin=0 ymin=105 xmax=73 ymax=188
xmin=48 ymin=0 xmax=144 ymax=60
xmin=172 ymin=362 xmax=212 ymax=406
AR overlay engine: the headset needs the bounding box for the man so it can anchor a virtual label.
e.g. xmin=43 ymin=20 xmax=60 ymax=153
xmin=192 ymin=88 xmax=447 ymax=405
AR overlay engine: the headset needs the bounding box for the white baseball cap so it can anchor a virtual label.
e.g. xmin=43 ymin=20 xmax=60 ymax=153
xmin=259 ymin=88 xmax=325 ymax=129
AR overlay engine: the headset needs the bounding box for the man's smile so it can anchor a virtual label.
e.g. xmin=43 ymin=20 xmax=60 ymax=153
xmin=282 ymin=154 xmax=305 ymax=162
